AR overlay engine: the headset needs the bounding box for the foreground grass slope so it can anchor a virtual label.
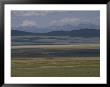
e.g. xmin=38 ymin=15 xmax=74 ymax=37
xmin=11 ymin=57 xmax=100 ymax=77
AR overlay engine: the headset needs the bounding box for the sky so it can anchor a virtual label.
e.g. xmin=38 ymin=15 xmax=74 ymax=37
xmin=11 ymin=10 xmax=100 ymax=32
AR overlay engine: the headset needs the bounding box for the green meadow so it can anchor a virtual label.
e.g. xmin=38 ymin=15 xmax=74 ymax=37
xmin=11 ymin=57 xmax=100 ymax=77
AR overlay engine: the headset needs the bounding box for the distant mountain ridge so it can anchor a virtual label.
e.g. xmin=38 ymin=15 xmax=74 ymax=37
xmin=12 ymin=30 xmax=37 ymax=36
xmin=12 ymin=29 xmax=100 ymax=37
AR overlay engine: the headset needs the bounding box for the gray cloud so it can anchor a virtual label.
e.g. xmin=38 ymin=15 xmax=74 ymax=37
xmin=12 ymin=11 xmax=51 ymax=17
xmin=49 ymin=17 xmax=80 ymax=26
xmin=21 ymin=20 xmax=37 ymax=27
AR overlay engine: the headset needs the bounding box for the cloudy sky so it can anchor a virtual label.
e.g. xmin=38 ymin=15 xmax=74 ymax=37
xmin=11 ymin=10 xmax=100 ymax=32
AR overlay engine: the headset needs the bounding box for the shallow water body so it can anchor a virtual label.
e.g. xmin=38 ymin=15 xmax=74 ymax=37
xmin=12 ymin=48 xmax=100 ymax=58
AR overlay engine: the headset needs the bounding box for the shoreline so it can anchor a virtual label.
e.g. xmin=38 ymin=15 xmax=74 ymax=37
xmin=12 ymin=44 xmax=100 ymax=49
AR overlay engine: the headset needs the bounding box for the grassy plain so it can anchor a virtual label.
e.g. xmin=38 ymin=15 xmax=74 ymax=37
xmin=11 ymin=44 xmax=100 ymax=77
xmin=11 ymin=57 xmax=100 ymax=77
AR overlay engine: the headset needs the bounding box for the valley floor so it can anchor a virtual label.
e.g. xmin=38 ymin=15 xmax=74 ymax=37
xmin=11 ymin=44 xmax=100 ymax=77
xmin=11 ymin=57 xmax=100 ymax=77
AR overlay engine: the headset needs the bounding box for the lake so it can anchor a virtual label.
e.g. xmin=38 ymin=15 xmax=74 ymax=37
xmin=11 ymin=36 xmax=100 ymax=59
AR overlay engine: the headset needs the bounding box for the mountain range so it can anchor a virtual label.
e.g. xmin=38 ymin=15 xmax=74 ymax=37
xmin=12 ymin=22 xmax=99 ymax=33
xmin=12 ymin=29 xmax=100 ymax=37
